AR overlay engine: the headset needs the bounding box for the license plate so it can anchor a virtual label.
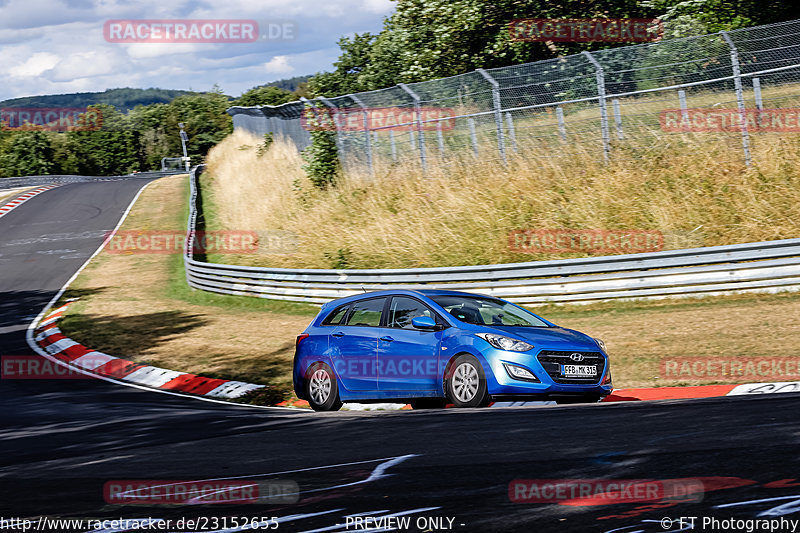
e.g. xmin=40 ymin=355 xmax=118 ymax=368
xmin=561 ymin=364 xmax=597 ymax=377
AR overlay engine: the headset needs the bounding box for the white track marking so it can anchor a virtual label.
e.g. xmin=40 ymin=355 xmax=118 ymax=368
xmin=111 ymin=454 xmax=420 ymax=504
xmin=43 ymin=338 xmax=79 ymax=354
xmin=72 ymin=352 xmax=117 ymax=370
xmin=121 ymin=366 xmax=184 ymax=388
xmin=206 ymin=381 xmax=265 ymax=398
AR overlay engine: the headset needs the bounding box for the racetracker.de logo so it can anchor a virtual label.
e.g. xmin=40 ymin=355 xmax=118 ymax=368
xmin=509 ymin=229 xmax=664 ymax=255
xmin=662 ymin=357 xmax=800 ymax=381
xmin=661 ymin=108 xmax=800 ymax=132
xmin=509 ymin=478 xmax=704 ymax=505
xmin=301 ymin=107 xmax=456 ymax=132
xmin=1 ymin=356 xmax=90 ymax=380
xmin=103 ymin=479 xmax=299 ymax=505
xmin=509 ymin=18 xmax=662 ymax=43
xmin=1 ymin=107 xmax=103 ymax=132
xmin=106 ymin=230 xmax=259 ymax=254
xmin=104 ymin=20 xmax=261 ymax=43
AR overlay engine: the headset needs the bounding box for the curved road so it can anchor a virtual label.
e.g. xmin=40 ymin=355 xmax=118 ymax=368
xmin=1 ymin=178 xmax=800 ymax=533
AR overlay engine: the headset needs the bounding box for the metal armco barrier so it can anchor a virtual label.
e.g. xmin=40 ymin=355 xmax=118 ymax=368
xmin=185 ymin=166 xmax=800 ymax=305
xmin=0 ymin=170 xmax=186 ymax=190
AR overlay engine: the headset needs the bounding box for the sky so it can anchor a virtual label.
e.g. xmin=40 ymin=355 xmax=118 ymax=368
xmin=0 ymin=0 xmax=395 ymax=101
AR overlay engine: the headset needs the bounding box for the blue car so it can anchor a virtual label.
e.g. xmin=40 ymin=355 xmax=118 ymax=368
xmin=293 ymin=290 xmax=612 ymax=411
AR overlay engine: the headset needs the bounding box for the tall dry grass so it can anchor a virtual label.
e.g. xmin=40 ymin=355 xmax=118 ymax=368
xmin=203 ymin=127 xmax=800 ymax=269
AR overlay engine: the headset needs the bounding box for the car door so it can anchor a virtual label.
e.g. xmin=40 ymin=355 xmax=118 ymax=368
xmin=329 ymin=297 xmax=386 ymax=391
xmin=378 ymin=296 xmax=443 ymax=392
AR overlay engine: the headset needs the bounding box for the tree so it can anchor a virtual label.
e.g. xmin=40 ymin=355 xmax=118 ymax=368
xmin=308 ymin=33 xmax=379 ymax=96
xmin=0 ymin=131 xmax=55 ymax=177
xmin=165 ymin=88 xmax=233 ymax=161
xmin=309 ymin=0 xmax=800 ymax=97
xmin=234 ymin=86 xmax=294 ymax=107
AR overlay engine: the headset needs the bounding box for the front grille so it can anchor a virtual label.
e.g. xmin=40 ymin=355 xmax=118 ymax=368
xmin=537 ymin=350 xmax=606 ymax=384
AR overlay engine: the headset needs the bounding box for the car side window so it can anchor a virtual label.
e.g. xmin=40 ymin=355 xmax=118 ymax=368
xmin=322 ymin=304 xmax=349 ymax=326
xmin=388 ymin=296 xmax=434 ymax=329
xmin=344 ymin=298 xmax=386 ymax=327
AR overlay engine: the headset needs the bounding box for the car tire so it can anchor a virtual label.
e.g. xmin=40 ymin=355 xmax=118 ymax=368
xmin=305 ymin=362 xmax=342 ymax=412
xmin=409 ymin=398 xmax=447 ymax=410
xmin=445 ymin=354 xmax=489 ymax=408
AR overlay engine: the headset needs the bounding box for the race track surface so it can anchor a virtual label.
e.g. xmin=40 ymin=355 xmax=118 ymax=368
xmin=1 ymin=179 xmax=799 ymax=533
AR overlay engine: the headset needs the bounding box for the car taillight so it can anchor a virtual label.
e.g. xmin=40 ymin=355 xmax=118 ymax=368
xmin=296 ymin=333 xmax=309 ymax=347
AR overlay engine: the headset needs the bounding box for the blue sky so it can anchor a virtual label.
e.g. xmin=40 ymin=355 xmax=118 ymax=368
xmin=0 ymin=0 xmax=395 ymax=100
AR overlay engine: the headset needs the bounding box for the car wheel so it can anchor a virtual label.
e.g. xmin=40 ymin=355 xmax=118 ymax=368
xmin=306 ymin=363 xmax=342 ymax=412
xmin=445 ymin=354 xmax=489 ymax=408
xmin=409 ymin=398 xmax=446 ymax=410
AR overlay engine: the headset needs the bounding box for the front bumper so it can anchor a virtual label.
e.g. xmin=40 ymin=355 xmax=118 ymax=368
xmin=482 ymin=347 xmax=613 ymax=397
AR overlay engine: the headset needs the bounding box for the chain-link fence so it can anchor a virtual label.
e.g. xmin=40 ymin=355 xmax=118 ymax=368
xmin=228 ymin=19 xmax=800 ymax=173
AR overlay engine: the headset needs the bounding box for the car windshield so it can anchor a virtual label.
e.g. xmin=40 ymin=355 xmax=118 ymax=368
xmin=429 ymin=295 xmax=550 ymax=327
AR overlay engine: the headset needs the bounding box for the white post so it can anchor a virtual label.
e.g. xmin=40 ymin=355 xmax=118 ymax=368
xmin=583 ymin=51 xmax=610 ymax=161
xmin=399 ymin=83 xmax=427 ymax=172
xmin=721 ymin=31 xmax=752 ymax=166
xmin=612 ymin=99 xmax=624 ymax=140
xmin=468 ymin=118 xmax=479 ymax=156
xmin=505 ymin=112 xmax=518 ymax=152
xmin=556 ymin=106 xmax=566 ymax=141
xmin=477 ymin=68 xmax=506 ymax=163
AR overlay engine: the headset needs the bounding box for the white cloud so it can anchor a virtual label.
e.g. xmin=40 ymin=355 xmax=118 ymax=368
xmin=0 ymin=0 xmax=395 ymax=101
xmin=125 ymin=42 xmax=209 ymax=59
xmin=52 ymin=50 xmax=116 ymax=81
xmin=263 ymin=55 xmax=293 ymax=74
xmin=8 ymin=51 xmax=59 ymax=78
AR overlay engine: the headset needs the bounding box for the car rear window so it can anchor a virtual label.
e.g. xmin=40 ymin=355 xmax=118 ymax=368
xmin=322 ymin=304 xmax=349 ymax=326
xmin=344 ymin=298 xmax=386 ymax=327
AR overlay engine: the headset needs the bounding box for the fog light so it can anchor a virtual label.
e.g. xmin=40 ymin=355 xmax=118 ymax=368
xmin=504 ymin=363 xmax=540 ymax=382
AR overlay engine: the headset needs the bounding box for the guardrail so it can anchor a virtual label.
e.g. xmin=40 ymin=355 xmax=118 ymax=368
xmin=0 ymin=170 xmax=187 ymax=190
xmin=185 ymin=166 xmax=800 ymax=305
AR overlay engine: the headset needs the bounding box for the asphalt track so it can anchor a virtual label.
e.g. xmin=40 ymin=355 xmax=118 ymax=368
xmin=2 ymin=178 xmax=800 ymax=533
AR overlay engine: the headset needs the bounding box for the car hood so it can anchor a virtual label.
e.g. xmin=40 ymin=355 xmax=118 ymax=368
xmin=483 ymin=326 xmax=599 ymax=351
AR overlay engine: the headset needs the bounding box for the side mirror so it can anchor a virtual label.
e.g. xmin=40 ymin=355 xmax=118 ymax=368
xmin=412 ymin=316 xmax=440 ymax=330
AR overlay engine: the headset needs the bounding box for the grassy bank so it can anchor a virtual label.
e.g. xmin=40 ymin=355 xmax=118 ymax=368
xmin=202 ymin=129 xmax=800 ymax=270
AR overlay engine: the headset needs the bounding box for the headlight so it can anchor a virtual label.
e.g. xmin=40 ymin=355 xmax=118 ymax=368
xmin=504 ymin=363 xmax=540 ymax=382
xmin=475 ymin=333 xmax=533 ymax=352
xmin=595 ymin=338 xmax=607 ymax=352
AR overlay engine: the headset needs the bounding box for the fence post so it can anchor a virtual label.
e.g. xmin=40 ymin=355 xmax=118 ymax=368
xmin=612 ymin=99 xmax=624 ymax=140
xmin=468 ymin=118 xmax=479 ymax=156
xmin=347 ymin=94 xmax=374 ymax=176
xmin=389 ymin=130 xmax=397 ymax=162
xmin=678 ymin=89 xmax=689 ymax=125
xmin=753 ymin=78 xmax=763 ymax=129
xmin=505 ymin=112 xmax=518 ymax=152
xmin=477 ymin=68 xmax=507 ymax=163
xmin=556 ymin=106 xmax=567 ymax=141
xmin=437 ymin=120 xmax=445 ymax=157
xmin=752 ymin=78 xmax=763 ymax=109
xmin=582 ymin=51 xmax=610 ymax=161
xmin=398 ymin=83 xmax=427 ymax=172
xmin=720 ymin=31 xmax=752 ymax=166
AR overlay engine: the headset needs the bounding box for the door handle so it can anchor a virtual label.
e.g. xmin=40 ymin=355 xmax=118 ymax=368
xmin=331 ymin=332 xmax=345 ymax=337
xmin=379 ymin=336 xmax=394 ymax=342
